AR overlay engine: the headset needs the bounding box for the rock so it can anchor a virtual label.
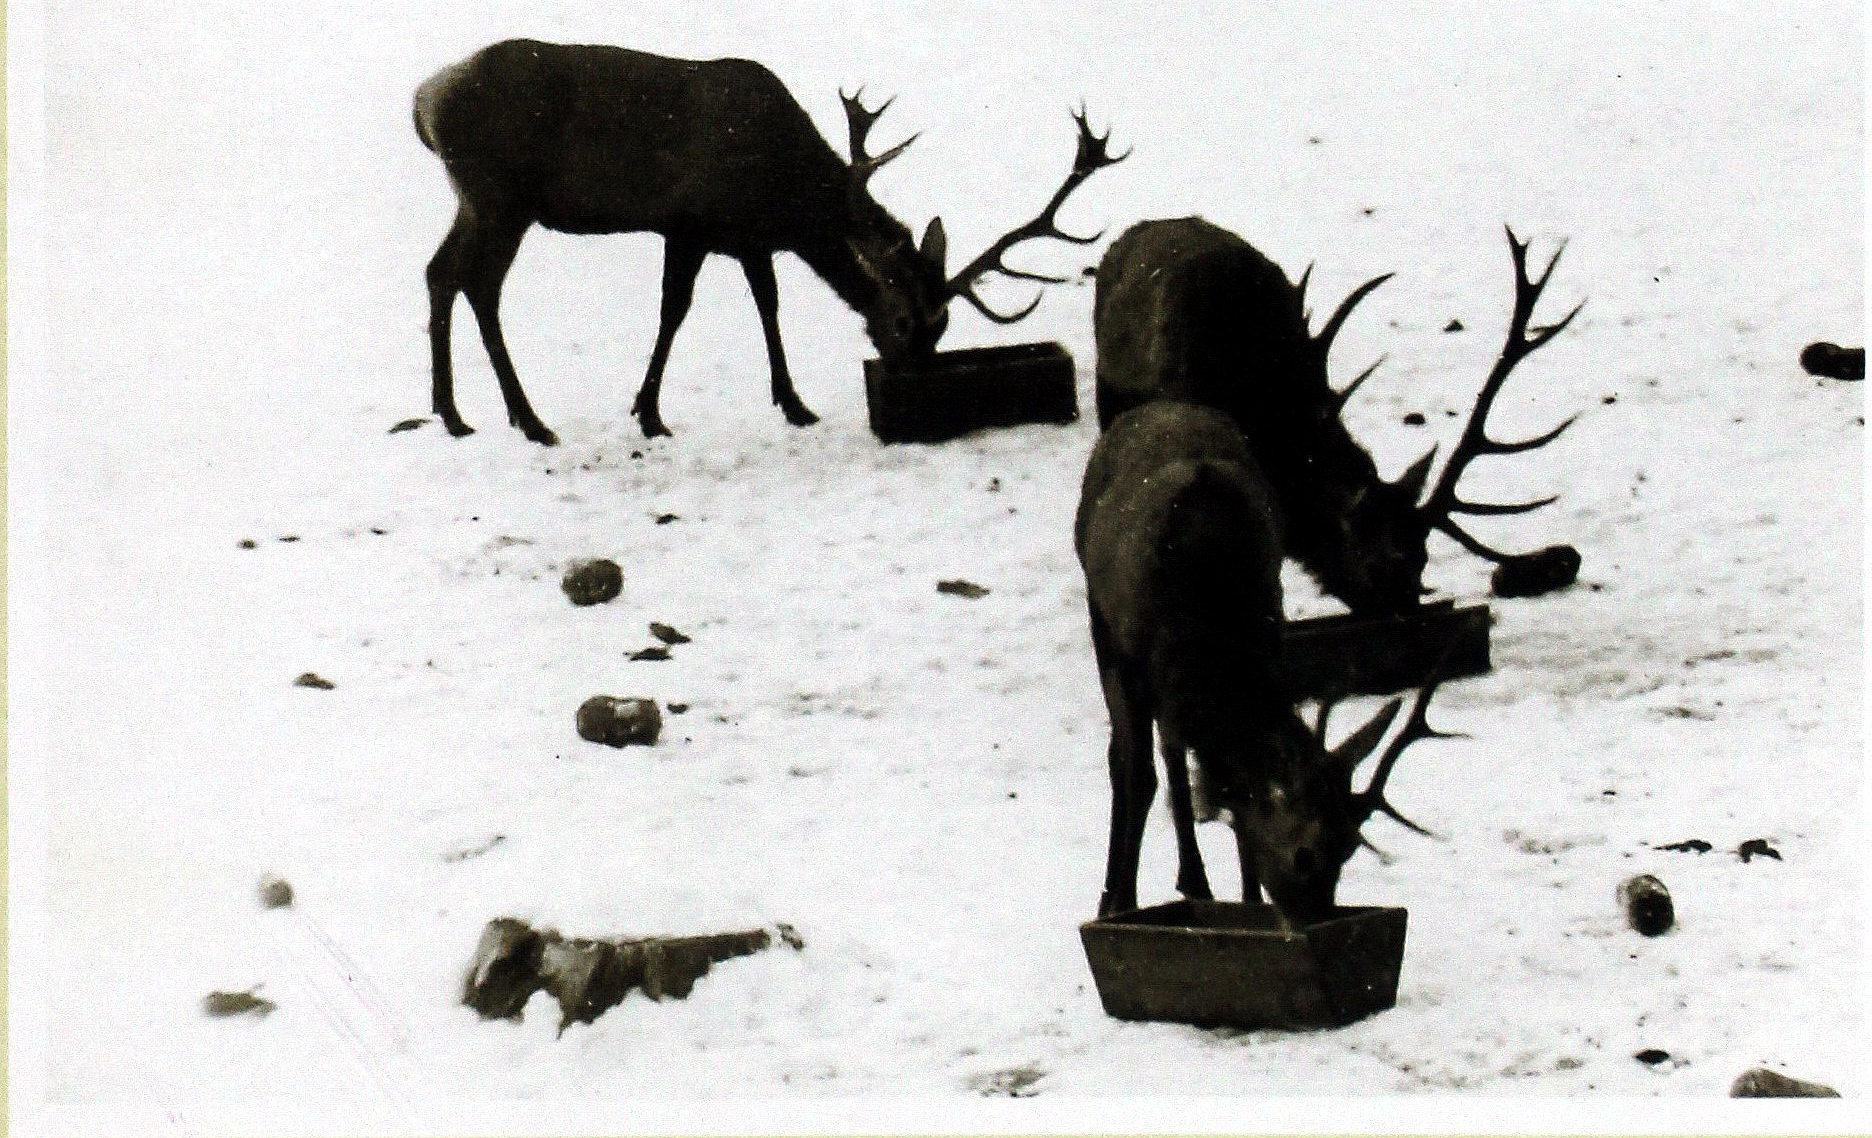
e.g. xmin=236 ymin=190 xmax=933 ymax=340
xmin=293 ymin=672 xmax=335 ymax=690
xmin=539 ymin=937 xmax=635 ymax=1033
xmin=257 ymin=875 xmax=294 ymax=909
xmin=1730 ymin=1068 xmax=1841 ymax=1097
xmin=561 ymin=558 xmax=623 ymax=606
xmin=1403 ymin=411 xmax=1426 ymax=426
xmin=1799 ymin=341 xmax=1864 ymax=381
xmin=1618 ymin=873 xmax=1675 ymax=936
xmin=1633 ymin=1048 xmax=1672 ymax=1066
xmin=937 ymin=579 xmax=991 ymax=599
xmin=1490 ymin=544 xmax=1581 ymax=598
xmin=576 ymin=695 xmax=662 ymax=747
xmin=629 ymin=646 xmax=671 ymax=662
xmin=1443 ymin=318 xmax=1464 ymax=332
xmin=203 ymin=987 xmax=276 ymax=1018
xmin=461 ymin=917 xmax=546 ymax=1020
xmin=648 ymin=622 xmax=691 ymax=645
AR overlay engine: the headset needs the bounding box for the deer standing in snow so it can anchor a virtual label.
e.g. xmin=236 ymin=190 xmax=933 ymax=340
xmin=415 ymin=39 xmax=1124 ymax=443
xmin=1093 ymin=217 xmax=1582 ymax=613
xmin=1076 ymin=400 xmax=1450 ymax=921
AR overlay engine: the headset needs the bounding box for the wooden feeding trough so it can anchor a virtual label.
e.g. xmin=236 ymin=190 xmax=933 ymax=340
xmin=1079 ymin=900 xmax=1408 ymax=1030
xmin=1283 ymin=599 xmax=1491 ymax=698
xmin=864 ymin=342 xmax=1078 ymax=444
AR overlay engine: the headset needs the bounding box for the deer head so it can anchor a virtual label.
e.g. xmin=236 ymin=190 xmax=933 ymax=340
xmin=1217 ymin=680 xmax=1453 ymax=923
xmin=839 ymin=94 xmax=1127 ymax=362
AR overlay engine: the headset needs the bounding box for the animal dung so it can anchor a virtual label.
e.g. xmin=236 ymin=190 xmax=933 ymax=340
xmin=1730 ymin=1068 xmax=1841 ymax=1097
xmin=560 ymin=558 xmax=623 ymax=606
xmin=576 ymin=695 xmax=662 ymax=747
xmin=387 ymin=417 xmax=428 ymax=434
xmin=1736 ymin=838 xmax=1782 ymax=862
xmin=1490 ymin=544 xmax=1582 ymax=598
xmin=1617 ymin=873 xmax=1675 ymax=936
xmin=648 ymin=621 xmax=691 ymax=645
xmin=462 ymin=917 xmax=798 ymax=1032
xmin=1080 ymin=900 xmax=1407 ymax=1030
xmin=1799 ymin=341 xmax=1864 ymax=381
xmin=864 ymin=342 xmax=1077 ymax=444
xmin=257 ymin=874 xmax=294 ymax=909
xmin=293 ymin=672 xmax=335 ymax=690
xmin=936 ymin=578 xmax=991 ymax=599
xmin=628 ymin=646 xmax=671 ymax=662
xmin=1282 ymin=600 xmax=1490 ymax=698
xmin=202 ymin=987 xmax=276 ymax=1018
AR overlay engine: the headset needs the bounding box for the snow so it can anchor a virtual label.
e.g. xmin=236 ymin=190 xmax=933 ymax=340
xmin=7 ymin=0 xmax=1866 ymax=1134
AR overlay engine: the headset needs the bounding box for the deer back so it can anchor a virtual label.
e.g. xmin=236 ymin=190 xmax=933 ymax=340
xmin=419 ymin=41 xmax=894 ymax=255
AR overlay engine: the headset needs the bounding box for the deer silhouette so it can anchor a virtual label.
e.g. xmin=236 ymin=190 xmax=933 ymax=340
xmin=415 ymin=40 xmax=1124 ymax=442
xmin=1093 ymin=217 xmax=1581 ymax=613
xmin=1076 ymin=400 xmax=1448 ymax=921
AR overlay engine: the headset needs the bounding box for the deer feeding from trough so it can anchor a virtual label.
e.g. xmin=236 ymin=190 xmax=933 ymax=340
xmin=1092 ymin=217 xmax=1584 ymax=610
xmin=414 ymin=40 xmax=1125 ymax=442
xmin=1075 ymin=400 xmax=1454 ymax=922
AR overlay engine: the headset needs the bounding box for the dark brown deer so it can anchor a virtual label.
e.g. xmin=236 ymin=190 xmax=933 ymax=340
xmin=415 ymin=39 xmax=1124 ymax=443
xmin=1092 ymin=217 xmax=1581 ymax=614
xmin=1076 ymin=400 xmax=1448 ymax=921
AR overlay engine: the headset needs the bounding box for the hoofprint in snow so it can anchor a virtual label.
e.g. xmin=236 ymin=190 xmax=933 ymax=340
xmin=10 ymin=1 xmax=1864 ymax=1134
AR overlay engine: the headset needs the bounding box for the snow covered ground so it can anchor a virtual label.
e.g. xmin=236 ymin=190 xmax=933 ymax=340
xmin=8 ymin=1 xmax=1866 ymax=1134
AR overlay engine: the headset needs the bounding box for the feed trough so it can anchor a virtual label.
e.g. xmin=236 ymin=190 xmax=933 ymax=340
xmin=864 ymin=342 xmax=1077 ymax=444
xmin=1283 ymin=599 xmax=1491 ymax=698
xmin=1080 ymin=900 xmax=1408 ymax=1030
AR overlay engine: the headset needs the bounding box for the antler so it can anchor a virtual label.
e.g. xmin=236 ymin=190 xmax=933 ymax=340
xmin=945 ymin=106 xmax=1129 ymax=323
xmin=1417 ymin=227 xmax=1584 ymax=562
xmin=840 ymin=88 xmax=917 ymax=187
xmin=1350 ymin=679 xmax=1461 ymax=837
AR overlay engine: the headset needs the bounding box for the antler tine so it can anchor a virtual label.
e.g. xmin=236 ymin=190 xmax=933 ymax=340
xmin=1355 ymin=679 xmax=1461 ymax=837
xmin=1313 ymin=272 xmax=1395 ymax=360
xmin=1329 ymin=695 xmax=1405 ymax=770
xmin=1417 ymin=227 xmax=1583 ymax=557
xmin=840 ymin=87 xmax=916 ymax=186
xmin=945 ymin=105 xmax=1128 ymax=317
xmin=1332 ymin=353 xmax=1388 ymax=412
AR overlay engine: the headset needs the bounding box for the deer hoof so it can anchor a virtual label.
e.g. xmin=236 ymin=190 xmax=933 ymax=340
xmin=443 ymin=419 xmax=476 ymax=438
xmin=637 ymin=416 xmax=672 ymax=439
xmin=782 ymin=403 xmax=820 ymax=427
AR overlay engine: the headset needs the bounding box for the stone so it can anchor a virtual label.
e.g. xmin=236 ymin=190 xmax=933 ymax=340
xmin=1730 ymin=1068 xmax=1841 ymax=1097
xmin=561 ymin=558 xmax=623 ymax=606
xmin=1617 ymin=873 xmax=1674 ymax=936
xmin=576 ymin=696 xmax=662 ymax=747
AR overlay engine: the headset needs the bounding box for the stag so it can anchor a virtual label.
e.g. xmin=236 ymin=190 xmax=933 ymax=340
xmin=415 ymin=39 xmax=1125 ymax=442
xmin=1092 ymin=216 xmax=1581 ymax=614
xmin=1076 ymin=401 xmax=1449 ymax=920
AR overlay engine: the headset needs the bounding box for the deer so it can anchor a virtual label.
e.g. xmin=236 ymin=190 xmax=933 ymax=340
xmin=414 ymin=39 xmax=1125 ymax=443
xmin=1076 ymin=400 xmax=1451 ymax=922
xmin=1092 ymin=216 xmax=1583 ymax=614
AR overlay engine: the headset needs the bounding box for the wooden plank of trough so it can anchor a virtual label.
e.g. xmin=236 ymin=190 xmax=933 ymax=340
xmin=1282 ymin=601 xmax=1492 ymax=698
xmin=864 ymin=342 xmax=1078 ymax=444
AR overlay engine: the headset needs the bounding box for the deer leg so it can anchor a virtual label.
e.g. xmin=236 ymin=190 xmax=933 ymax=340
xmin=460 ymin=213 xmax=557 ymax=446
xmin=631 ymin=238 xmax=707 ymax=439
xmin=1160 ymin=735 xmax=1214 ymax=903
xmin=1092 ymin=612 xmax=1155 ymax=919
xmin=1230 ymin=812 xmax=1265 ymax=905
xmin=739 ymin=254 xmax=819 ymax=427
xmin=426 ymin=215 xmax=474 ymax=437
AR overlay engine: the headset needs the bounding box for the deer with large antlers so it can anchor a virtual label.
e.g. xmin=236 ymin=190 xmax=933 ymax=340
xmin=1093 ymin=217 xmax=1581 ymax=613
xmin=1077 ymin=400 xmax=1451 ymax=920
xmin=415 ymin=40 xmax=1124 ymax=442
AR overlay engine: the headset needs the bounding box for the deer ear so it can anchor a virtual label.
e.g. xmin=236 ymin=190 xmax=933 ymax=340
xmin=920 ymin=217 xmax=948 ymax=277
xmin=1395 ymin=447 xmax=1437 ymax=504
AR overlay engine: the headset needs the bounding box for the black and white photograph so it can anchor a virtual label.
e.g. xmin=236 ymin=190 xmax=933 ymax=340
xmin=7 ymin=1 xmax=1866 ymax=1134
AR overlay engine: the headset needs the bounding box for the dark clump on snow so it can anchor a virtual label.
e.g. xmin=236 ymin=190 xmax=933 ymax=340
xmin=576 ymin=695 xmax=662 ymax=746
xmin=257 ymin=874 xmax=294 ymax=909
xmin=1730 ymin=1067 xmax=1841 ymax=1097
xmin=937 ymin=579 xmax=991 ymax=598
xmin=293 ymin=672 xmax=335 ymax=690
xmin=561 ymin=558 xmax=623 ymax=606
xmin=462 ymin=917 xmax=800 ymax=1033
xmin=1490 ymin=544 xmax=1581 ymax=598
xmin=629 ymin=646 xmax=671 ymax=662
xmin=1654 ymin=838 xmax=1712 ymax=854
xmin=388 ymin=417 xmax=428 ymax=434
xmin=1799 ymin=341 xmax=1864 ymax=381
xmin=1737 ymin=838 xmax=1782 ymax=862
xmin=203 ymin=987 xmax=275 ymax=1019
xmin=1617 ymin=873 xmax=1674 ymax=936
xmin=648 ymin=622 xmax=691 ymax=645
